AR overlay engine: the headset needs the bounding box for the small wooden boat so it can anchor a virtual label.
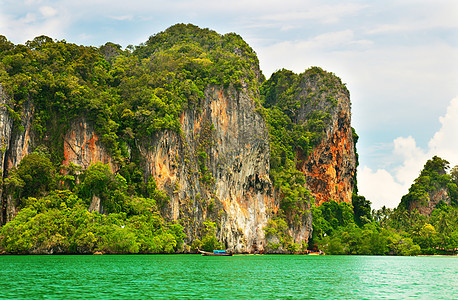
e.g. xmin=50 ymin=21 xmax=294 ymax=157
xmin=198 ymin=249 xmax=233 ymax=256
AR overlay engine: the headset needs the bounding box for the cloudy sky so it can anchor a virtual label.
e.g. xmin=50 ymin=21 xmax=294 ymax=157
xmin=1 ymin=0 xmax=457 ymax=209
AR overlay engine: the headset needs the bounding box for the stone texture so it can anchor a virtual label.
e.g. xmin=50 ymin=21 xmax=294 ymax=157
xmin=0 ymin=87 xmax=35 ymax=223
xmin=0 ymin=73 xmax=356 ymax=253
xmin=62 ymin=119 xmax=116 ymax=173
xmin=296 ymin=73 xmax=357 ymax=206
xmin=0 ymin=84 xmax=12 ymax=224
xmin=409 ymin=187 xmax=451 ymax=216
xmin=141 ymin=86 xmax=278 ymax=253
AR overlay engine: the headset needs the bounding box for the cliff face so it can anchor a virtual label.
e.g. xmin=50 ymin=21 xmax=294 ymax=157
xmin=296 ymin=72 xmax=356 ymax=206
xmin=62 ymin=119 xmax=116 ymax=173
xmin=0 ymin=27 xmax=358 ymax=253
xmin=0 ymin=86 xmax=35 ymax=223
xmin=141 ymin=86 xmax=276 ymax=252
xmin=0 ymin=85 xmax=12 ymax=224
xmin=408 ymin=187 xmax=451 ymax=216
xmin=399 ymin=156 xmax=456 ymax=216
xmin=0 ymin=78 xmax=356 ymax=252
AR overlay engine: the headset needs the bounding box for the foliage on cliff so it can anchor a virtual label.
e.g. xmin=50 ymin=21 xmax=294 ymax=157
xmin=0 ymin=24 xmax=261 ymax=165
xmin=314 ymin=156 xmax=458 ymax=255
xmin=0 ymin=25 xmax=262 ymax=253
xmin=259 ymin=67 xmax=349 ymax=239
xmin=1 ymin=24 xmax=363 ymax=254
xmin=399 ymin=156 xmax=458 ymax=210
xmin=0 ymin=151 xmax=185 ymax=254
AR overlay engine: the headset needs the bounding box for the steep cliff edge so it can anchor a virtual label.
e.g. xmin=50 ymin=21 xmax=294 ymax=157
xmin=295 ymin=69 xmax=356 ymax=205
xmin=260 ymin=69 xmax=356 ymax=209
xmin=0 ymin=25 xmax=357 ymax=254
xmin=0 ymin=84 xmax=12 ymax=224
xmin=141 ymin=86 xmax=276 ymax=252
xmin=0 ymin=85 xmax=36 ymax=223
xmin=259 ymin=68 xmax=357 ymax=251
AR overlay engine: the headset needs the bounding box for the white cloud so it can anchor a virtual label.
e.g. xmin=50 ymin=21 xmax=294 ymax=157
xmin=39 ymin=6 xmax=58 ymax=18
xmin=258 ymin=3 xmax=368 ymax=24
xmin=428 ymin=96 xmax=458 ymax=163
xmin=358 ymin=96 xmax=458 ymax=209
xmin=392 ymin=136 xmax=428 ymax=185
xmin=359 ymin=166 xmax=407 ymax=209
xmin=0 ymin=1 xmax=71 ymax=44
xmin=111 ymin=15 xmax=134 ymax=21
xmin=20 ymin=13 xmax=37 ymax=24
xmin=366 ymin=1 xmax=458 ymax=35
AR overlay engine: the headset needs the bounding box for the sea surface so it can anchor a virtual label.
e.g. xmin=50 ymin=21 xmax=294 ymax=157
xmin=0 ymin=255 xmax=457 ymax=299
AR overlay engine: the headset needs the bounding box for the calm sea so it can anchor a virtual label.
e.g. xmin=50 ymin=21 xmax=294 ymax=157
xmin=0 ymin=255 xmax=456 ymax=299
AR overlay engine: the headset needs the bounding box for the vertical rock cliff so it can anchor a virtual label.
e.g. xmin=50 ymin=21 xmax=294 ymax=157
xmin=260 ymin=68 xmax=357 ymax=251
xmin=62 ymin=119 xmax=116 ymax=173
xmin=141 ymin=86 xmax=277 ymax=253
xmin=0 ymin=25 xmax=358 ymax=254
xmin=400 ymin=156 xmax=456 ymax=216
xmin=0 ymin=85 xmax=36 ymax=223
xmin=296 ymin=70 xmax=357 ymax=206
xmin=0 ymin=84 xmax=12 ymax=224
xmin=408 ymin=187 xmax=451 ymax=216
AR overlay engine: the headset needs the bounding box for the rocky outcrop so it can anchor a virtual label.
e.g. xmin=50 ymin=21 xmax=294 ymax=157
xmin=62 ymin=119 xmax=116 ymax=173
xmin=0 ymin=74 xmax=355 ymax=251
xmin=141 ymin=86 xmax=278 ymax=253
xmin=0 ymin=84 xmax=13 ymax=224
xmin=0 ymin=49 xmax=357 ymax=253
xmin=4 ymin=99 xmax=35 ymax=172
xmin=0 ymin=86 xmax=35 ymax=223
xmin=408 ymin=187 xmax=451 ymax=216
xmin=296 ymin=72 xmax=357 ymax=206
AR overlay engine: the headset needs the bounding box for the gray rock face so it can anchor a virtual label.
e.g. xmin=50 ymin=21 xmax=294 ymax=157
xmin=141 ymin=86 xmax=278 ymax=253
xmin=0 ymin=85 xmax=13 ymax=224
xmin=0 ymin=86 xmax=35 ymax=223
xmin=0 ymin=75 xmax=355 ymax=253
xmin=409 ymin=187 xmax=451 ymax=216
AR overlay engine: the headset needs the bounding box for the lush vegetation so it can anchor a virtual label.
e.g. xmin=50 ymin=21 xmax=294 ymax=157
xmin=313 ymin=156 xmax=458 ymax=255
xmin=399 ymin=156 xmax=458 ymax=209
xmin=0 ymin=150 xmax=186 ymax=254
xmin=0 ymin=24 xmax=260 ymax=165
xmin=260 ymin=67 xmax=350 ymax=250
xmin=2 ymin=25 xmax=457 ymax=256
xmin=0 ymin=24 xmax=261 ymax=253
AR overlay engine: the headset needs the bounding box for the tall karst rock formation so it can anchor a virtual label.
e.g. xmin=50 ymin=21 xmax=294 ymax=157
xmin=0 ymin=24 xmax=357 ymax=253
xmin=296 ymin=70 xmax=357 ymax=206
xmin=138 ymin=85 xmax=276 ymax=253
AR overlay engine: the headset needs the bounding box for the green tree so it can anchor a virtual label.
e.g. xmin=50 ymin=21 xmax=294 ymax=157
xmin=352 ymin=194 xmax=373 ymax=226
xmin=5 ymin=152 xmax=55 ymax=201
xmin=201 ymin=221 xmax=223 ymax=251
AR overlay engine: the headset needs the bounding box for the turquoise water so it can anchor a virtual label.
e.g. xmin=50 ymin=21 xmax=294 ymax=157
xmin=1 ymin=255 xmax=457 ymax=299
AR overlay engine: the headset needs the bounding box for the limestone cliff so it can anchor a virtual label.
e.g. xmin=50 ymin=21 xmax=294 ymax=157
xmin=62 ymin=119 xmax=115 ymax=173
xmin=296 ymin=71 xmax=357 ymax=205
xmin=141 ymin=86 xmax=276 ymax=252
xmin=0 ymin=26 xmax=358 ymax=254
xmin=400 ymin=156 xmax=456 ymax=216
xmin=0 ymin=84 xmax=12 ymax=224
xmin=408 ymin=187 xmax=451 ymax=216
xmin=0 ymin=86 xmax=35 ymax=223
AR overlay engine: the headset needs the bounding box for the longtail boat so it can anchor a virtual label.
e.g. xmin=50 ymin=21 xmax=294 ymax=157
xmin=198 ymin=249 xmax=233 ymax=256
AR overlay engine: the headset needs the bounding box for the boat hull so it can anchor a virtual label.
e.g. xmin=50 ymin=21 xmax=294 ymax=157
xmin=198 ymin=250 xmax=233 ymax=256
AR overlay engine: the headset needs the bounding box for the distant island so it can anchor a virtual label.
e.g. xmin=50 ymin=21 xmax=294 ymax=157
xmin=0 ymin=24 xmax=456 ymax=255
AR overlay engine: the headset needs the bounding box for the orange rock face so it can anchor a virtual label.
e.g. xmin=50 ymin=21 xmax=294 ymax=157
xmin=62 ymin=119 xmax=116 ymax=173
xmin=295 ymin=72 xmax=357 ymax=207
xmin=300 ymin=113 xmax=356 ymax=206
